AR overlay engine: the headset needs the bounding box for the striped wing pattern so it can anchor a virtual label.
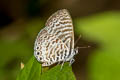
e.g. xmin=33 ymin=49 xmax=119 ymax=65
xmin=34 ymin=9 xmax=76 ymax=67
xmin=34 ymin=29 xmax=69 ymax=66
xmin=45 ymin=9 xmax=74 ymax=50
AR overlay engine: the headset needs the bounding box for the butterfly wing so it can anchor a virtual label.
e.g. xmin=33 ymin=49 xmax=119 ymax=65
xmin=34 ymin=29 xmax=69 ymax=66
xmin=34 ymin=9 xmax=75 ymax=67
xmin=45 ymin=9 xmax=74 ymax=51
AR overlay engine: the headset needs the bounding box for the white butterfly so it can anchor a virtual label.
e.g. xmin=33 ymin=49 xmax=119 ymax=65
xmin=34 ymin=9 xmax=78 ymax=68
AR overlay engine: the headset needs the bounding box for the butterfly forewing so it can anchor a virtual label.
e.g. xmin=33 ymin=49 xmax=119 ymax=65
xmin=45 ymin=9 xmax=74 ymax=50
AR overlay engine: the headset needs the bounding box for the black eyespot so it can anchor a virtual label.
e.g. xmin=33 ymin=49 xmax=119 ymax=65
xmin=37 ymin=47 xmax=39 ymax=49
xmin=37 ymin=52 xmax=39 ymax=55
xmin=39 ymin=57 xmax=42 ymax=60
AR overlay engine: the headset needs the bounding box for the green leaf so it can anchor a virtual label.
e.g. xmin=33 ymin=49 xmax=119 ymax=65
xmin=41 ymin=63 xmax=76 ymax=80
xmin=75 ymin=11 xmax=120 ymax=80
xmin=17 ymin=57 xmax=76 ymax=80
xmin=16 ymin=56 xmax=41 ymax=80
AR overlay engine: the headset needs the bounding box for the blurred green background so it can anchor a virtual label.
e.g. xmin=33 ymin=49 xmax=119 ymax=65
xmin=0 ymin=0 xmax=120 ymax=80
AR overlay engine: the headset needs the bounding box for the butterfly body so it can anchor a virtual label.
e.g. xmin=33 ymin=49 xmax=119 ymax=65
xmin=34 ymin=9 xmax=78 ymax=67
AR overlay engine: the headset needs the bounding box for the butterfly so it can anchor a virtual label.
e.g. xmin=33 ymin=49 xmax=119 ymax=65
xmin=34 ymin=9 xmax=78 ymax=68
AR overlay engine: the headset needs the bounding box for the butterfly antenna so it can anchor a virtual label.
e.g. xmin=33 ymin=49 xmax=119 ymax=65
xmin=75 ymin=35 xmax=82 ymax=47
xmin=77 ymin=46 xmax=91 ymax=49
xmin=75 ymin=35 xmax=91 ymax=48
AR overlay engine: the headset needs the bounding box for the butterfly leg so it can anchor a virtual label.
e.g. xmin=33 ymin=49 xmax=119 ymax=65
xmin=69 ymin=58 xmax=75 ymax=66
xmin=57 ymin=61 xmax=61 ymax=65
xmin=60 ymin=60 xmax=65 ymax=70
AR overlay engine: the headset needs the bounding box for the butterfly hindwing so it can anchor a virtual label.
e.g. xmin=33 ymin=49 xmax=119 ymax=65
xmin=34 ymin=28 xmax=69 ymax=66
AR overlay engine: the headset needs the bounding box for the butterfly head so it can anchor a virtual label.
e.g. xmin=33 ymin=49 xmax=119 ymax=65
xmin=74 ymin=47 xmax=79 ymax=55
